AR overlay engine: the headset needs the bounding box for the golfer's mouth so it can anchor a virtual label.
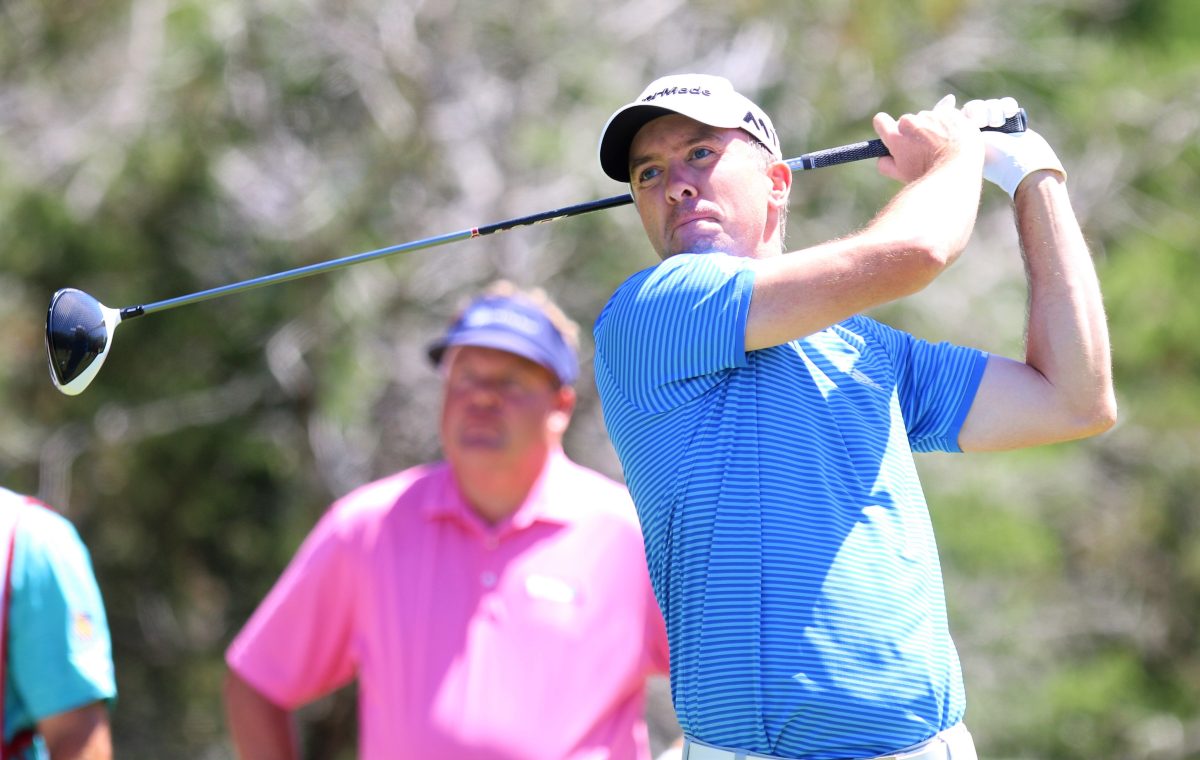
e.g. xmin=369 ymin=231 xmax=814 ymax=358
xmin=673 ymin=216 xmax=719 ymax=236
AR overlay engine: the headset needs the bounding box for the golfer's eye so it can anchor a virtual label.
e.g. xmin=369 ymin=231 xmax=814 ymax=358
xmin=635 ymin=165 xmax=662 ymax=184
xmin=690 ymin=147 xmax=714 ymax=161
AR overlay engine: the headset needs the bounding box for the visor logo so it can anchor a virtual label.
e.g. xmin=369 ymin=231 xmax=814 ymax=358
xmin=463 ymin=306 xmax=540 ymax=337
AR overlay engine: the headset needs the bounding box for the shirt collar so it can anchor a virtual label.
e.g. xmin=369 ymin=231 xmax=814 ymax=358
xmin=423 ymin=448 xmax=575 ymax=533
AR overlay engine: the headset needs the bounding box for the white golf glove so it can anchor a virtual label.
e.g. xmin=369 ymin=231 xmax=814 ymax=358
xmin=962 ymin=97 xmax=1066 ymax=198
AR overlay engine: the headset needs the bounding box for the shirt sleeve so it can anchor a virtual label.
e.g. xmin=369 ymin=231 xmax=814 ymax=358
xmin=225 ymin=504 xmax=361 ymax=709
xmin=594 ymin=253 xmax=756 ymax=414
xmin=8 ymin=510 xmax=116 ymax=724
xmin=852 ymin=316 xmax=988 ymax=453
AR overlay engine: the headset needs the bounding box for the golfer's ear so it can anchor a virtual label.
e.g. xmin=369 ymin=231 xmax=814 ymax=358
xmin=768 ymin=160 xmax=792 ymax=204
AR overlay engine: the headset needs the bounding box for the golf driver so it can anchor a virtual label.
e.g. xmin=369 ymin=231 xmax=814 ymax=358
xmin=46 ymin=109 xmax=1027 ymax=395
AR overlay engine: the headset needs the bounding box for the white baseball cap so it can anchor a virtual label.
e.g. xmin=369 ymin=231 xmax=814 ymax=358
xmin=598 ymin=73 xmax=782 ymax=182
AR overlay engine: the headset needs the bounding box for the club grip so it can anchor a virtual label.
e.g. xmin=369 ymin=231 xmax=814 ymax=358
xmin=791 ymin=108 xmax=1028 ymax=171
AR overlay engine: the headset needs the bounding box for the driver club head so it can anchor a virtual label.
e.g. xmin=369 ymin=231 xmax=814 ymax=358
xmin=45 ymin=288 xmax=123 ymax=396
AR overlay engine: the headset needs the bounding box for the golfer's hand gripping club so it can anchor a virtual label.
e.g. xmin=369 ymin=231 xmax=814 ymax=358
xmin=962 ymin=97 xmax=1064 ymax=198
xmin=791 ymin=106 xmax=1028 ymax=171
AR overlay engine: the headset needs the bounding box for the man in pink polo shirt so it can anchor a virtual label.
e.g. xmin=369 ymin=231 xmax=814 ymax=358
xmin=223 ymin=281 xmax=673 ymax=760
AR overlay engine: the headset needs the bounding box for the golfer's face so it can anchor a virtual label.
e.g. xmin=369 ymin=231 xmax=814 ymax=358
xmin=628 ymin=114 xmax=775 ymax=259
xmin=440 ymin=346 xmax=567 ymax=463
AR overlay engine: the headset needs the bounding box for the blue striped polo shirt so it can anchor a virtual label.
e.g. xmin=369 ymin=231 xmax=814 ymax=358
xmin=593 ymin=253 xmax=988 ymax=759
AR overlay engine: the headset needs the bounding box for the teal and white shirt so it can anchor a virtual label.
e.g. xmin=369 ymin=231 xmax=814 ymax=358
xmin=2 ymin=488 xmax=116 ymax=760
xmin=594 ymin=253 xmax=987 ymax=759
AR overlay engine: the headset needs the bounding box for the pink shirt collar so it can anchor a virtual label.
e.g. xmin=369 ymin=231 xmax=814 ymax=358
xmin=421 ymin=448 xmax=574 ymax=537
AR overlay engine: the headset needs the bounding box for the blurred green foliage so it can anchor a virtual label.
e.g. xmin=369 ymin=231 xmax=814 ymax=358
xmin=2 ymin=0 xmax=1198 ymax=757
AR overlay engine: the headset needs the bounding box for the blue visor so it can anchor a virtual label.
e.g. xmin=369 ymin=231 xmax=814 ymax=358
xmin=427 ymin=295 xmax=578 ymax=386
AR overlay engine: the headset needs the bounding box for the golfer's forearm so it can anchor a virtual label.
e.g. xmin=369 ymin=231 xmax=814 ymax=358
xmin=747 ymin=157 xmax=981 ymax=350
xmin=1016 ymin=171 xmax=1116 ymax=433
xmin=224 ymin=672 xmax=301 ymax=760
xmin=869 ymin=148 xmax=983 ymax=267
xmin=748 ymin=234 xmax=940 ymax=349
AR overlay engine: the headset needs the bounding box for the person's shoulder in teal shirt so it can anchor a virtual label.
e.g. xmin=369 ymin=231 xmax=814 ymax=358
xmin=3 ymin=492 xmax=116 ymax=757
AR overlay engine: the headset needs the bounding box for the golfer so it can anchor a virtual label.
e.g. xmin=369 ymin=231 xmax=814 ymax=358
xmin=224 ymin=281 xmax=673 ymax=760
xmin=592 ymin=74 xmax=1115 ymax=760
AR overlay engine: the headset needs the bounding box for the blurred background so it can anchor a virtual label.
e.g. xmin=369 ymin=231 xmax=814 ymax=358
xmin=2 ymin=0 xmax=1198 ymax=757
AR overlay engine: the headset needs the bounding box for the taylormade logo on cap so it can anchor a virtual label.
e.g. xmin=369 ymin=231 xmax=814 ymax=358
xmin=640 ymin=83 xmax=715 ymax=101
xmin=598 ymin=73 xmax=781 ymax=182
xmin=636 ymin=79 xmax=780 ymax=151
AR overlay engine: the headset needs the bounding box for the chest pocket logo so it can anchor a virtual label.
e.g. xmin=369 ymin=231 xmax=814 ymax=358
xmin=524 ymin=574 xmax=577 ymax=605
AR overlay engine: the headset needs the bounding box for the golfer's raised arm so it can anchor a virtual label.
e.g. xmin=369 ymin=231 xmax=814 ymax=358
xmin=959 ymin=169 xmax=1116 ymax=451
xmin=951 ymin=105 xmax=1115 ymax=450
xmin=746 ymin=96 xmax=985 ymax=351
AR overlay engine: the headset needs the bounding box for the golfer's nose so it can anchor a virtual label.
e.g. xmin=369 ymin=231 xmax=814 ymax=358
xmin=665 ymin=166 xmax=698 ymax=205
